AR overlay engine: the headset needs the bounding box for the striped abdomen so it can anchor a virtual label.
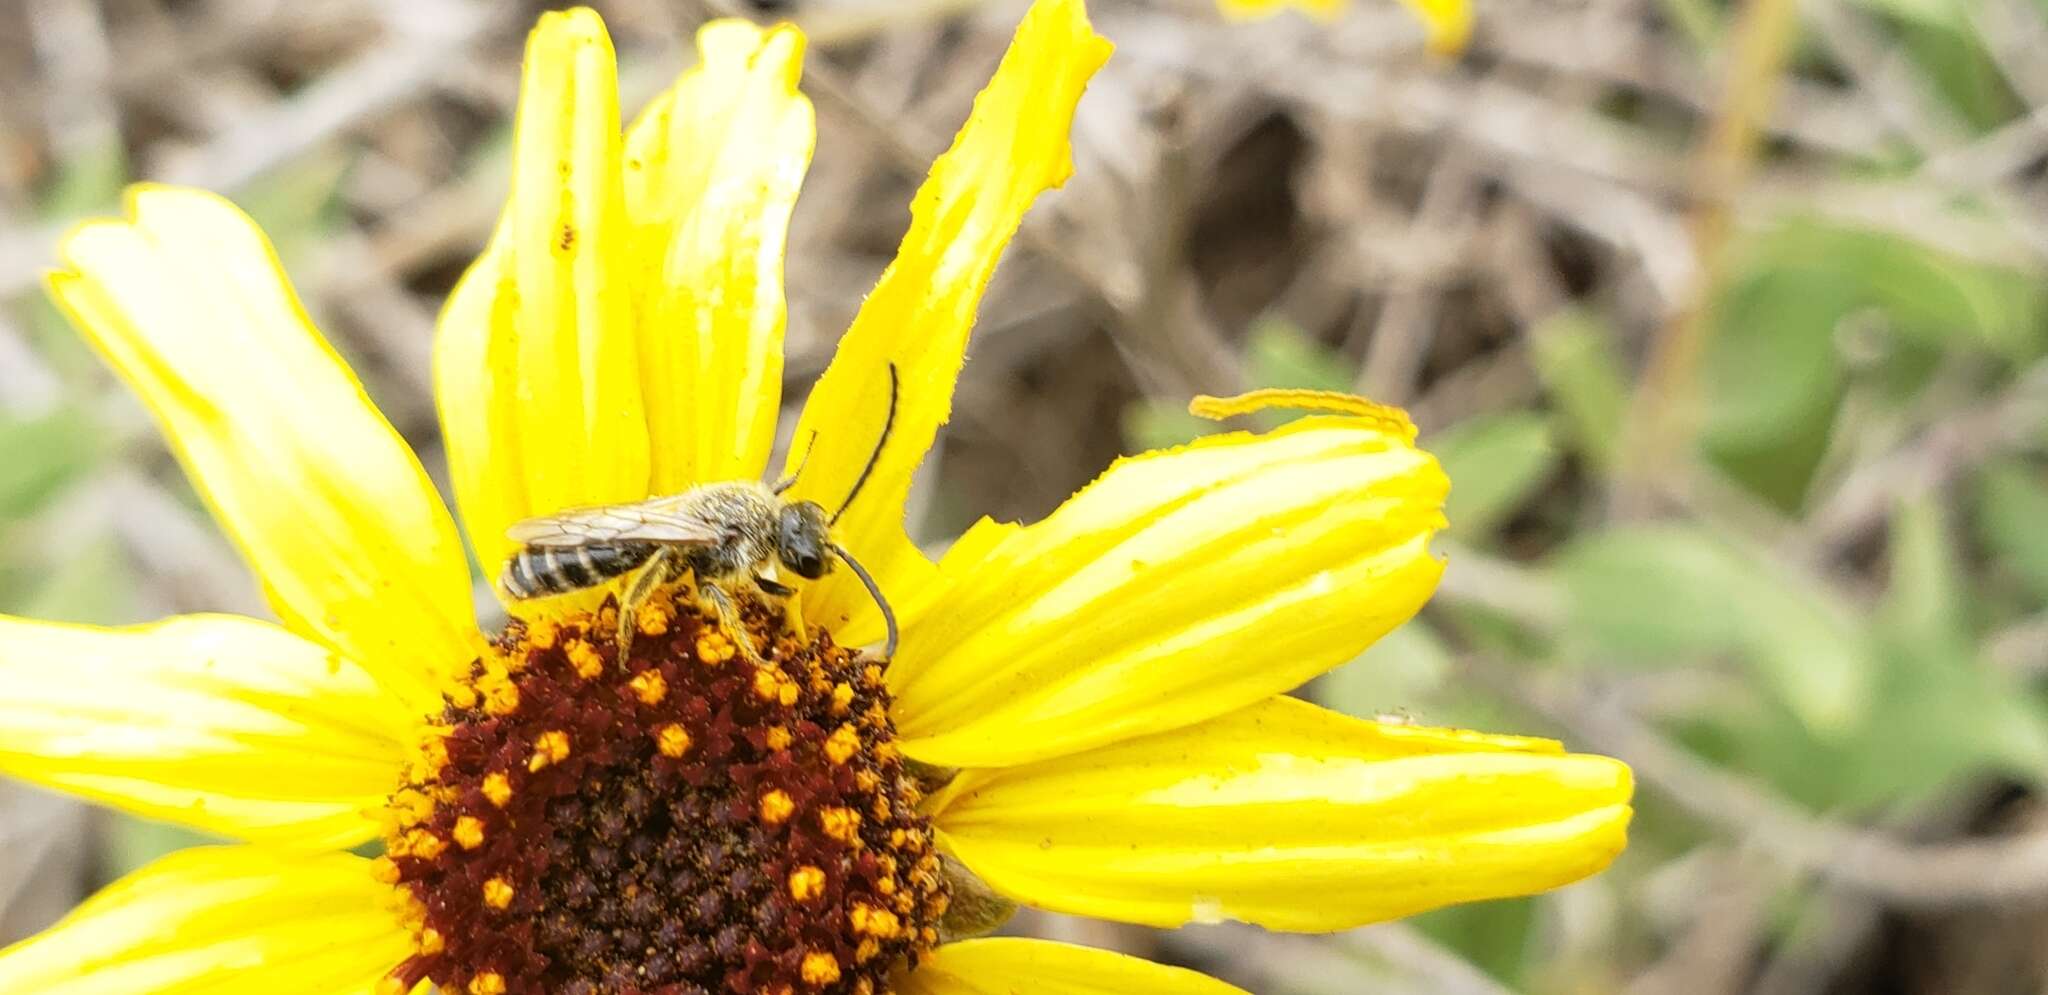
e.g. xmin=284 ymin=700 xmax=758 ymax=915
xmin=501 ymin=542 xmax=656 ymax=600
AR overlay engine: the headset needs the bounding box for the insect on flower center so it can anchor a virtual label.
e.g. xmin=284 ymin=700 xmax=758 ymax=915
xmin=380 ymin=589 xmax=947 ymax=995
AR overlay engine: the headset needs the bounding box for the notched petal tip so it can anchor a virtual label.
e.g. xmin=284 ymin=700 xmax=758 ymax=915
xmin=47 ymin=182 xmax=476 ymax=708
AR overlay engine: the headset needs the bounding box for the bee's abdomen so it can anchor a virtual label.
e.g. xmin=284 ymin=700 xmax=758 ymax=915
xmin=501 ymin=543 xmax=655 ymax=600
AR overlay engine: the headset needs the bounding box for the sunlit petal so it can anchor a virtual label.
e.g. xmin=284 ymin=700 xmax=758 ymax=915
xmin=0 ymin=613 xmax=413 ymax=848
xmin=624 ymin=21 xmax=814 ymax=492
xmin=438 ymin=9 xmax=647 ymax=577
xmin=892 ymin=409 xmax=1446 ymax=767
xmin=47 ymin=185 xmax=475 ymax=708
xmin=782 ymin=0 xmax=1112 ymax=647
xmin=0 ymin=846 xmax=408 ymax=995
xmin=931 ymin=696 xmax=1633 ymax=930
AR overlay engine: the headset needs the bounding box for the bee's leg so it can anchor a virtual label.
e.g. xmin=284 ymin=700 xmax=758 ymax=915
xmin=700 ymin=580 xmax=769 ymax=667
xmin=614 ymin=546 xmax=676 ymax=663
xmin=752 ymin=573 xmax=808 ymax=644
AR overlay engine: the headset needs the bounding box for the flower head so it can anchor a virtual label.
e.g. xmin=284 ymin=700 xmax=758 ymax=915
xmin=0 ymin=2 xmax=1626 ymax=992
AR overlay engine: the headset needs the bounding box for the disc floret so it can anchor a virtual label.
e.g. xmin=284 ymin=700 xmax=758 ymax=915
xmin=381 ymin=589 xmax=947 ymax=995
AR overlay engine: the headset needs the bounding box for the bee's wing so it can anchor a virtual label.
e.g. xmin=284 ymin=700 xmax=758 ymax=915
xmin=506 ymin=496 xmax=724 ymax=547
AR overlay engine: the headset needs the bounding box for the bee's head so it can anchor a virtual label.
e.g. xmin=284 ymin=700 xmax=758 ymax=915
xmin=776 ymin=500 xmax=834 ymax=580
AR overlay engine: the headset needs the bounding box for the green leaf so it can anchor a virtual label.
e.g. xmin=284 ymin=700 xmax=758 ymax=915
xmin=1427 ymin=413 xmax=1558 ymax=542
xmin=22 ymin=537 xmax=134 ymax=626
xmin=1559 ymin=526 xmax=1872 ymax=734
xmin=39 ymin=138 xmax=128 ymax=219
xmin=0 ymin=408 xmax=108 ymax=518
xmin=1974 ymin=459 xmax=2048 ymax=602
xmin=1529 ymin=309 xmax=1629 ymax=470
xmin=1319 ymin=620 xmax=1453 ymax=720
xmin=1120 ymin=399 xmax=1211 ymax=453
xmin=104 ymin=818 xmax=222 ymax=881
xmin=1245 ymin=317 xmax=1353 ymax=394
xmin=234 ymin=149 xmax=352 ymax=270
xmin=1703 ymin=217 xmax=2048 ymax=508
xmin=1682 ymin=501 xmax=2048 ymax=810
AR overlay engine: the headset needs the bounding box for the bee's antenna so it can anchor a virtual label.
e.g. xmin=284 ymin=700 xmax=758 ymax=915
xmin=830 ymin=542 xmax=898 ymax=659
xmin=831 ymin=363 xmax=898 ymax=525
xmin=772 ymin=431 xmax=818 ymax=495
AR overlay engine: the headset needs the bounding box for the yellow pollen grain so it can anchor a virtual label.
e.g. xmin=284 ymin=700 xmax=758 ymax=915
xmin=766 ymin=725 xmax=793 ymax=751
xmin=453 ymin=816 xmax=485 ymax=850
xmin=657 ymin=723 xmax=693 ymax=758
xmin=831 ymin=682 xmax=855 ymax=715
xmin=529 ymin=730 xmax=571 ymax=771
xmin=639 ymin=601 xmax=674 ymax=636
xmin=826 ymin=724 xmax=861 ymax=765
xmin=871 ymin=796 xmax=892 ymax=823
xmin=855 ymin=769 xmax=881 ymax=794
xmin=862 ymin=702 xmax=888 ymax=729
xmin=778 ymin=679 xmax=800 ymax=708
xmin=801 ymin=951 xmax=843 ymax=986
xmin=370 ymin=856 xmax=400 ymax=885
xmin=482 ymin=772 xmax=513 ymax=807
xmin=483 ymin=877 xmax=515 ymax=910
xmin=630 ymin=669 xmax=668 ymax=705
xmin=527 ymin=620 xmax=559 ymax=650
xmin=753 ymin=666 xmax=783 ymax=702
xmin=402 ymin=829 xmax=446 ymax=860
xmin=478 ymin=669 xmax=519 ymax=716
xmin=855 ymin=937 xmax=882 ymax=963
xmin=874 ymin=741 xmax=900 ymax=764
xmin=447 ymin=683 xmax=479 ymax=710
xmin=877 ymin=875 xmax=896 ymax=896
xmin=566 ymin=638 xmax=604 ymax=680
xmin=391 ymin=788 xmax=433 ymax=828
xmin=849 ymin=902 xmax=901 ymax=938
xmin=420 ymin=733 xmax=451 ymax=772
xmin=468 ymin=972 xmax=507 ymax=995
xmin=697 ymin=629 xmax=735 ymax=664
xmin=820 ymin=806 xmax=861 ymax=845
xmin=760 ymin=789 xmax=795 ymax=825
xmin=789 ymin=865 xmax=827 ymax=902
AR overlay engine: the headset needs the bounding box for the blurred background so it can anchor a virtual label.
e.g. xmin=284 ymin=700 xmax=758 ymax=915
xmin=3 ymin=0 xmax=2048 ymax=991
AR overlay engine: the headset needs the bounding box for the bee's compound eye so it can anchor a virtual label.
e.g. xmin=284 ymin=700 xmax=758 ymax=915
xmin=778 ymin=504 xmax=832 ymax=580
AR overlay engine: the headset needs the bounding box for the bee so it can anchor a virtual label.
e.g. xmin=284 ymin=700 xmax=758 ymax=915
xmin=500 ymin=366 xmax=901 ymax=665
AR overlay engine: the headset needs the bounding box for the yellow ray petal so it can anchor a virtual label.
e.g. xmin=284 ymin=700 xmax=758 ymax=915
xmin=435 ymin=226 xmax=528 ymax=575
xmin=0 ymin=613 xmax=414 ymax=849
xmin=624 ymin=21 xmax=815 ymax=492
xmin=898 ymin=938 xmax=1248 ymax=995
xmin=0 ymin=846 xmax=410 ymax=994
xmin=930 ymin=696 xmax=1632 ymax=931
xmin=890 ymin=411 xmax=1447 ymax=767
xmin=1216 ymin=0 xmax=1473 ymax=55
xmin=781 ymin=0 xmax=1112 ymax=646
xmin=438 ymin=8 xmax=648 ymax=577
xmin=46 ymin=185 xmax=476 ymax=709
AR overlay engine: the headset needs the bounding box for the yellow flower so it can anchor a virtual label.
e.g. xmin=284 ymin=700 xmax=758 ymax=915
xmin=1219 ymin=0 xmax=1474 ymax=55
xmin=0 ymin=2 xmax=1627 ymax=992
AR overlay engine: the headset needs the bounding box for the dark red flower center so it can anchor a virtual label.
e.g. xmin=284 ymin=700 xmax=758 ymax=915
xmin=381 ymin=589 xmax=947 ymax=995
